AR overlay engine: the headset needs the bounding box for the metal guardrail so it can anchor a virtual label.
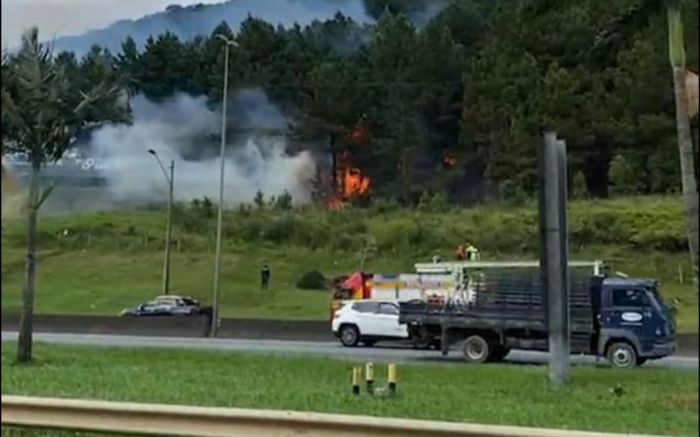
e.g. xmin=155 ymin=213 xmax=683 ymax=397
xmin=1 ymin=395 xmax=669 ymax=437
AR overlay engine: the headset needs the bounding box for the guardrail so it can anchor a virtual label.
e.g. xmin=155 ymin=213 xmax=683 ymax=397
xmin=1 ymin=395 xmax=668 ymax=437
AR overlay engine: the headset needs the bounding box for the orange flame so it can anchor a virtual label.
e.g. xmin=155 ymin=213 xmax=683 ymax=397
xmin=442 ymin=152 xmax=458 ymax=168
xmin=343 ymin=167 xmax=370 ymax=198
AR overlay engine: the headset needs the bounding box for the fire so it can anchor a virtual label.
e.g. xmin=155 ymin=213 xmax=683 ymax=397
xmin=343 ymin=167 xmax=371 ymax=198
xmin=442 ymin=152 xmax=458 ymax=168
xmin=320 ymin=114 xmax=372 ymax=210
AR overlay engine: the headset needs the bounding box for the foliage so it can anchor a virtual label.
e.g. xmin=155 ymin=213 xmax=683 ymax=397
xmin=608 ymin=154 xmax=643 ymax=195
xmin=37 ymin=0 xmax=699 ymax=203
xmin=572 ymin=171 xmax=590 ymax=199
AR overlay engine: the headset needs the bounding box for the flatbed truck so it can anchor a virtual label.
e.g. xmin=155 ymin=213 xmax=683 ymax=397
xmin=399 ymin=274 xmax=676 ymax=368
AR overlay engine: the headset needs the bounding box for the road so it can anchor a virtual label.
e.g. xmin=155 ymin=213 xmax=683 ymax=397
xmin=2 ymin=331 xmax=697 ymax=370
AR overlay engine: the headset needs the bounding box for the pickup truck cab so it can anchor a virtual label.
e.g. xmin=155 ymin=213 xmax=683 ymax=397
xmin=598 ymin=278 xmax=676 ymax=366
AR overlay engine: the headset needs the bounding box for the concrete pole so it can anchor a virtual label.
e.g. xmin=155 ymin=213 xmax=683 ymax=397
xmin=539 ymin=132 xmax=570 ymax=386
xmin=148 ymin=150 xmax=174 ymax=296
xmin=162 ymin=160 xmax=174 ymax=296
xmin=211 ymin=38 xmax=234 ymax=337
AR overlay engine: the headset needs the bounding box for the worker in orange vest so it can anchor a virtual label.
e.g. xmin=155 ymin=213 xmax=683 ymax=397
xmin=456 ymin=245 xmax=466 ymax=260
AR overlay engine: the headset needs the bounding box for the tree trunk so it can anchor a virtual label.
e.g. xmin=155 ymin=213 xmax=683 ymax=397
xmin=17 ymin=163 xmax=40 ymax=363
xmin=672 ymin=65 xmax=699 ymax=284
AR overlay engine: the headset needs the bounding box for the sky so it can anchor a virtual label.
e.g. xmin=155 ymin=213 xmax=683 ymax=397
xmin=1 ymin=0 xmax=224 ymax=48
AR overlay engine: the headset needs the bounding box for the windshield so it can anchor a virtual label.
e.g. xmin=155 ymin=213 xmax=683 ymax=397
xmin=645 ymin=285 xmax=665 ymax=307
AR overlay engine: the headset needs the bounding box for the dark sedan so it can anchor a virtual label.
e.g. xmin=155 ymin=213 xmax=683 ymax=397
xmin=120 ymin=295 xmax=209 ymax=317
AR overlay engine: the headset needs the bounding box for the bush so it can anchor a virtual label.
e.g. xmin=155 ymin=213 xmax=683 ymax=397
xmin=571 ymin=171 xmax=589 ymax=199
xmin=498 ymin=180 xmax=528 ymax=205
xmin=1 ymin=196 xmax=686 ymax=256
xmin=608 ymin=154 xmax=644 ymax=195
xmin=296 ymin=271 xmax=328 ymax=290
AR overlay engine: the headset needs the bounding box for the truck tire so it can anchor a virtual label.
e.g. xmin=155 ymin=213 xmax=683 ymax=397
xmin=606 ymin=342 xmax=638 ymax=369
xmin=340 ymin=325 xmax=360 ymax=347
xmin=412 ymin=326 xmax=433 ymax=350
xmin=462 ymin=335 xmax=491 ymax=363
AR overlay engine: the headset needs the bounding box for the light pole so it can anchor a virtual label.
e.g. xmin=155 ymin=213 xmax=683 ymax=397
xmin=210 ymin=35 xmax=238 ymax=337
xmin=148 ymin=149 xmax=174 ymax=296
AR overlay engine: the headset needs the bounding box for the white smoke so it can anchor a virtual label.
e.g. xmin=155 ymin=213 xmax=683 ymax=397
xmin=87 ymin=90 xmax=316 ymax=206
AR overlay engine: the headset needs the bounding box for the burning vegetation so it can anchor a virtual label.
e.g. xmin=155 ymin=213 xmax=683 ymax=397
xmin=326 ymin=115 xmax=372 ymax=210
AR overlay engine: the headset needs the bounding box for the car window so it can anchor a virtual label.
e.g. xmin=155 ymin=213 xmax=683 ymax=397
xmin=612 ymin=289 xmax=649 ymax=307
xmin=379 ymin=303 xmax=399 ymax=315
xmin=352 ymin=302 xmax=378 ymax=313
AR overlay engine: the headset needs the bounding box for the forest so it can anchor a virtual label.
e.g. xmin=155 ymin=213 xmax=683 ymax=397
xmin=16 ymin=0 xmax=700 ymax=204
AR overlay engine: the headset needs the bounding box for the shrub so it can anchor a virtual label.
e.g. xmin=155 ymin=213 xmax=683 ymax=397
xmin=296 ymin=271 xmax=328 ymax=290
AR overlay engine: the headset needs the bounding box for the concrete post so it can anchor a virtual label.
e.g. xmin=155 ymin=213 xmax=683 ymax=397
xmin=539 ymin=132 xmax=570 ymax=386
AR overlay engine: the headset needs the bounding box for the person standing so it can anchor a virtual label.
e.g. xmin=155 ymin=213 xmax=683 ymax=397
xmin=261 ymin=265 xmax=271 ymax=291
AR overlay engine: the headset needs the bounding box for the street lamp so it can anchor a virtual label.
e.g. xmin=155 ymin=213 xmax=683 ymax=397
xmin=211 ymin=35 xmax=238 ymax=337
xmin=148 ymin=149 xmax=174 ymax=296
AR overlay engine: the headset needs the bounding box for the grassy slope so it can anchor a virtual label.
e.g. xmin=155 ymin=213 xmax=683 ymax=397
xmin=2 ymin=342 xmax=698 ymax=436
xmin=1 ymin=196 xmax=697 ymax=330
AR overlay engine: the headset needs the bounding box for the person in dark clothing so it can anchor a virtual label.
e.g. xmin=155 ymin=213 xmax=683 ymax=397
xmin=261 ymin=265 xmax=271 ymax=291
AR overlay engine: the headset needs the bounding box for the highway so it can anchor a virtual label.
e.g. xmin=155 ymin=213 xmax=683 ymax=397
xmin=2 ymin=331 xmax=697 ymax=370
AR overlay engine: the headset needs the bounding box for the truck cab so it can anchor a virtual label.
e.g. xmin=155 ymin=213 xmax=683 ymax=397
xmin=597 ymin=278 xmax=676 ymax=367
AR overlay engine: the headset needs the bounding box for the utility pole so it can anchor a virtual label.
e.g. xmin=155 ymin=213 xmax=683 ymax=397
xmin=538 ymin=132 xmax=570 ymax=387
xmin=211 ymin=35 xmax=238 ymax=338
xmin=164 ymin=160 xmax=174 ymax=295
xmin=148 ymin=150 xmax=174 ymax=296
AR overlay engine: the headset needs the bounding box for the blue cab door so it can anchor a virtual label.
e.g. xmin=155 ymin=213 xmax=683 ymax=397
xmin=602 ymin=286 xmax=657 ymax=354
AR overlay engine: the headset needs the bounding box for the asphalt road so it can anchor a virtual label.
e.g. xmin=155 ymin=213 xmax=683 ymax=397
xmin=2 ymin=331 xmax=697 ymax=370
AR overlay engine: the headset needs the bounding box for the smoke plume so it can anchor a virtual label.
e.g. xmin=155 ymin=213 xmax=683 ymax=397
xmin=87 ymin=89 xmax=316 ymax=206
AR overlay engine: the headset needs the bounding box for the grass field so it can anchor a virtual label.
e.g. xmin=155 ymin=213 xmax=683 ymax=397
xmin=1 ymin=342 xmax=698 ymax=436
xmin=1 ymin=195 xmax=697 ymax=330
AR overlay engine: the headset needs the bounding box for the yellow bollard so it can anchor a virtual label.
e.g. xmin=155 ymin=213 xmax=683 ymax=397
xmin=365 ymin=362 xmax=375 ymax=395
xmin=351 ymin=367 xmax=360 ymax=395
xmin=387 ymin=364 xmax=397 ymax=395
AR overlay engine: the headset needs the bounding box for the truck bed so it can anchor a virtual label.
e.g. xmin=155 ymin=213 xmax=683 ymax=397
xmin=399 ymin=274 xmax=598 ymax=336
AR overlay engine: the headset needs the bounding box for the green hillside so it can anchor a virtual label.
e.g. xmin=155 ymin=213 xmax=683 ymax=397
xmin=1 ymin=195 xmax=697 ymax=331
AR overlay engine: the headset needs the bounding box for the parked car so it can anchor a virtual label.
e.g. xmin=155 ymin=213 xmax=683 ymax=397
xmin=331 ymin=300 xmax=409 ymax=347
xmin=120 ymin=295 xmax=207 ymax=317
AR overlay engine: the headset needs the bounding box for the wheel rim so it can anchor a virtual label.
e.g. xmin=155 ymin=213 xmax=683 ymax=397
xmin=612 ymin=348 xmax=632 ymax=367
xmin=342 ymin=329 xmax=356 ymax=344
xmin=466 ymin=340 xmax=485 ymax=360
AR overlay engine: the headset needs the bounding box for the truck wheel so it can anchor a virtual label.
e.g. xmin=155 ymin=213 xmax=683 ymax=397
xmin=340 ymin=325 xmax=360 ymax=347
xmin=462 ymin=335 xmax=491 ymax=363
xmin=606 ymin=342 xmax=638 ymax=369
xmin=411 ymin=326 xmax=433 ymax=350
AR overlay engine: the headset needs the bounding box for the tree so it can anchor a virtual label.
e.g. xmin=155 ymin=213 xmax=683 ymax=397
xmin=595 ymin=0 xmax=698 ymax=281
xmin=1 ymin=28 xmax=130 ymax=362
xmin=667 ymin=5 xmax=699 ymax=283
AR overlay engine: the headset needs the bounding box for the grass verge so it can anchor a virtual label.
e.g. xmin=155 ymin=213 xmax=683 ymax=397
xmin=1 ymin=342 xmax=698 ymax=436
xmin=1 ymin=245 xmax=697 ymax=331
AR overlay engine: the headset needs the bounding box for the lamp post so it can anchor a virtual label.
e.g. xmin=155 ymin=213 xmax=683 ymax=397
xmin=148 ymin=149 xmax=174 ymax=296
xmin=210 ymin=35 xmax=238 ymax=337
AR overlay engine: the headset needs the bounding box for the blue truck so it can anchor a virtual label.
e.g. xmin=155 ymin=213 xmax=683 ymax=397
xmin=399 ymin=273 xmax=676 ymax=368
